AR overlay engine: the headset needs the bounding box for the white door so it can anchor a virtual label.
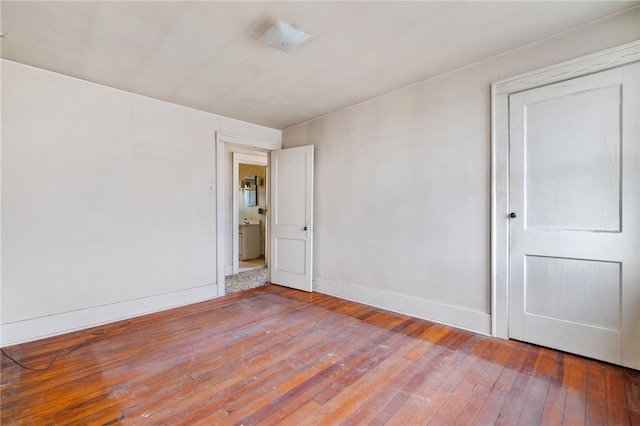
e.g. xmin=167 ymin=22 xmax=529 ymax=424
xmin=269 ymin=145 xmax=314 ymax=292
xmin=508 ymin=64 xmax=639 ymax=367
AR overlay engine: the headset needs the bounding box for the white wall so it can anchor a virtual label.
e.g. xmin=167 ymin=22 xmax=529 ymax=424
xmin=283 ymin=8 xmax=640 ymax=335
xmin=1 ymin=60 xmax=280 ymax=345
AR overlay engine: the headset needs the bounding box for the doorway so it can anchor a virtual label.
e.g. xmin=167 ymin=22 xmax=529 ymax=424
xmin=227 ymin=152 xmax=268 ymax=294
xmin=235 ymin=157 xmax=268 ymax=272
xmin=215 ymin=132 xmax=315 ymax=297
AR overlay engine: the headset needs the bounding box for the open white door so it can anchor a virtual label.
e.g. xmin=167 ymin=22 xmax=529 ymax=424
xmin=269 ymin=145 xmax=314 ymax=292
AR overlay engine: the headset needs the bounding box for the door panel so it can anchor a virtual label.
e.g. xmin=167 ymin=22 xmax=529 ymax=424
xmin=524 ymin=84 xmax=621 ymax=232
xmin=270 ymin=145 xmax=314 ymax=292
xmin=274 ymin=238 xmax=307 ymax=274
xmin=524 ymin=256 xmax=620 ymax=330
xmin=274 ymin=155 xmax=307 ymax=225
xmin=509 ymin=64 xmax=639 ymax=367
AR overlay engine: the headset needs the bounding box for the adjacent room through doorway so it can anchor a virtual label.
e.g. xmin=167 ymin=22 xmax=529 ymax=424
xmin=225 ymin=154 xmax=269 ymax=294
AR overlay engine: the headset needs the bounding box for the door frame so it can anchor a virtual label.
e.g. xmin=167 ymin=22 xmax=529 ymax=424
xmin=215 ymin=132 xmax=281 ymax=297
xmin=232 ymin=153 xmax=268 ymax=275
xmin=490 ymin=40 xmax=640 ymax=339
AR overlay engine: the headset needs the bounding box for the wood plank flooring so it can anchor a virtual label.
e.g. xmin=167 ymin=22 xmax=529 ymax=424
xmin=2 ymin=285 xmax=639 ymax=425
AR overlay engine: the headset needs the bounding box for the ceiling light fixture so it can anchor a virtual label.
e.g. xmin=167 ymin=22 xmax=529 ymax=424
xmin=260 ymin=19 xmax=311 ymax=53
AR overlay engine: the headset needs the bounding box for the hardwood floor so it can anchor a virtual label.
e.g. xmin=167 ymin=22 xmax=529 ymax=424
xmin=2 ymin=285 xmax=639 ymax=425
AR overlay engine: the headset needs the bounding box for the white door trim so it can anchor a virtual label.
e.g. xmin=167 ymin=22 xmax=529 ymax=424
xmin=215 ymin=131 xmax=282 ymax=297
xmin=491 ymin=40 xmax=640 ymax=339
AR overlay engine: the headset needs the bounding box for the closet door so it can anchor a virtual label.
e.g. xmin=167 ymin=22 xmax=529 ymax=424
xmin=508 ymin=64 xmax=639 ymax=367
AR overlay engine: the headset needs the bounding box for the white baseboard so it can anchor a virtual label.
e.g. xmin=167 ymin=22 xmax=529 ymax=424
xmin=313 ymin=278 xmax=491 ymax=336
xmin=1 ymin=284 xmax=218 ymax=347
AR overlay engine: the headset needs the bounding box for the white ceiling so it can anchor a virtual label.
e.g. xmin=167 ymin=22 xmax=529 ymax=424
xmin=1 ymin=1 xmax=637 ymax=129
